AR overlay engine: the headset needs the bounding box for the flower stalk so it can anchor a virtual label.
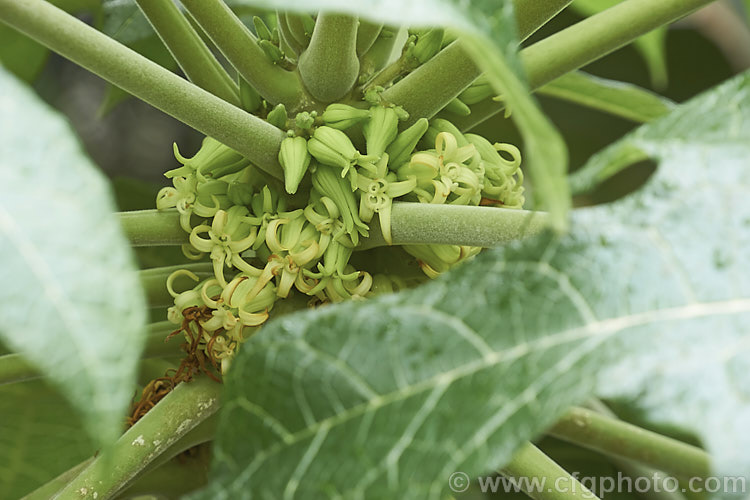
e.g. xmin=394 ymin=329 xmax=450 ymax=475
xmin=0 ymin=0 xmax=286 ymax=178
xmin=134 ymin=0 xmax=241 ymax=107
xmin=298 ymin=13 xmax=360 ymax=103
xmin=179 ymin=0 xmax=306 ymax=109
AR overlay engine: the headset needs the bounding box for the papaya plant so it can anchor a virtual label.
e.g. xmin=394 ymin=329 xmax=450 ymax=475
xmin=1 ymin=0 xmax=749 ymax=499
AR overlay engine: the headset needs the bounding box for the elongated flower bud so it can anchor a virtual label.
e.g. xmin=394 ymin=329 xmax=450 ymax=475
xmin=411 ymin=28 xmax=443 ymax=64
xmin=463 ymin=133 xmax=498 ymax=163
xmin=385 ymin=117 xmax=429 ymax=168
xmin=253 ymin=16 xmax=273 ymax=42
xmin=459 ymin=76 xmax=495 ymax=105
xmin=266 ymin=103 xmax=288 ymax=129
xmin=259 ymin=39 xmax=284 ymax=64
xmin=239 ymin=77 xmax=261 ymax=113
xmin=363 ymin=106 xmax=399 ymax=157
xmin=421 ymin=118 xmax=469 ymax=149
xmin=314 ymin=126 xmax=359 ymax=159
xmin=278 ymin=136 xmax=311 ymax=194
xmin=227 ymin=179 xmax=254 ymax=206
xmin=299 ymin=14 xmax=316 ymax=40
xmin=321 ymin=103 xmax=371 ymax=130
xmin=443 ymin=97 xmax=471 ymax=116
xmin=312 ymin=164 xmax=369 ymax=241
xmin=167 ymin=137 xmax=248 ymax=180
xmin=307 ymin=136 xmax=350 ymax=171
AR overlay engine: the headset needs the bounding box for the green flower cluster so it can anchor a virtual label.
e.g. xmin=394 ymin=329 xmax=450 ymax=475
xmin=156 ymin=97 xmax=524 ymax=371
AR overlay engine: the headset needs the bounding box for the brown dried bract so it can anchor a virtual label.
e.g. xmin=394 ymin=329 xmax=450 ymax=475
xmin=126 ymin=305 xmax=224 ymax=427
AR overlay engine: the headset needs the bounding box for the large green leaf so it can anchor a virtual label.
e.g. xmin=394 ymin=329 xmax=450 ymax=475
xmin=538 ymin=71 xmax=676 ymax=123
xmin=572 ymin=0 xmax=669 ymax=89
xmin=0 ymin=381 xmax=95 ymax=498
xmin=0 ymin=69 xmax=147 ymax=444
xmin=197 ymin=71 xmax=750 ymax=498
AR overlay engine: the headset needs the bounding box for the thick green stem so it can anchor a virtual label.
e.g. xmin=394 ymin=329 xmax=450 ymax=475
xmin=523 ymin=0 xmax=715 ymax=89
xmin=121 ymin=204 xmax=548 ymax=250
xmin=381 ymin=40 xmax=479 ymax=125
xmin=134 ymin=0 xmax=240 ymax=107
xmin=120 ymin=209 xmax=185 ymax=246
xmin=514 ymin=0 xmax=574 ymax=41
xmin=298 ymin=13 xmax=360 ymax=103
xmin=0 ymin=354 xmax=39 ymax=385
xmin=583 ymin=400 xmax=688 ymax=500
xmin=378 ymin=203 xmax=548 ymax=248
xmin=114 ymin=442 xmax=211 ymax=498
xmin=500 ymin=442 xmax=600 ymax=500
xmin=381 ymin=0 xmax=572 ymax=124
xmin=364 ymin=56 xmax=407 ymax=92
xmin=115 ymin=414 xmax=217 ymax=498
xmin=0 ymin=0 xmax=284 ymax=178
xmin=359 ymin=27 xmax=405 ymax=77
xmin=54 ymin=376 xmax=221 ymax=500
xmin=277 ymin=12 xmax=305 ymax=56
xmin=356 ymin=20 xmax=382 ymax=56
xmin=25 ymin=410 xmax=216 ymax=499
xmin=549 ymin=407 xmax=712 ymax=480
xmin=454 ymin=0 xmax=715 ymax=130
xmin=180 ymin=0 xmax=305 ymax=109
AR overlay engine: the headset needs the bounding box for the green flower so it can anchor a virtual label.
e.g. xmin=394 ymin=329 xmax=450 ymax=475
xmin=304 ymin=195 xmax=353 ymax=247
xmin=189 ymin=206 xmax=260 ymax=286
xmin=156 ymin=176 xmax=231 ymax=232
xmin=356 ymin=154 xmax=416 ymax=245
xmin=307 ymin=126 xmax=378 ymax=189
xmin=398 ymin=131 xmax=482 ymax=205
xmin=403 ymin=244 xmax=481 ymax=278
xmin=303 ymin=240 xmax=372 ymax=302
xmin=311 ymin=164 xmax=369 ymax=243
xmin=167 ymin=137 xmax=249 ymax=181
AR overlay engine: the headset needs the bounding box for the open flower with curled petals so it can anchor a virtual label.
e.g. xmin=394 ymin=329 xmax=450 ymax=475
xmin=167 ymin=137 xmax=250 ymax=181
xmin=311 ymin=164 xmax=369 ymax=244
xmin=263 ymin=211 xmax=327 ymax=297
xmin=189 ymin=206 xmax=260 ymax=286
xmin=323 ymin=268 xmax=373 ymax=302
xmin=220 ymin=272 xmax=277 ymax=327
xmin=157 ymin=176 xmax=232 ymax=232
xmin=243 ymin=185 xmax=287 ymax=253
xmin=304 ymin=196 xmax=353 ymax=247
xmin=403 ymin=244 xmax=481 ymax=279
xmin=397 ymin=131 xmax=481 ymax=206
xmin=302 ymin=240 xmax=366 ymax=302
xmin=165 ymin=269 xmax=206 ymax=324
xmin=356 ymin=154 xmax=416 ymax=245
xmin=156 ymin=175 xmax=197 ymax=232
